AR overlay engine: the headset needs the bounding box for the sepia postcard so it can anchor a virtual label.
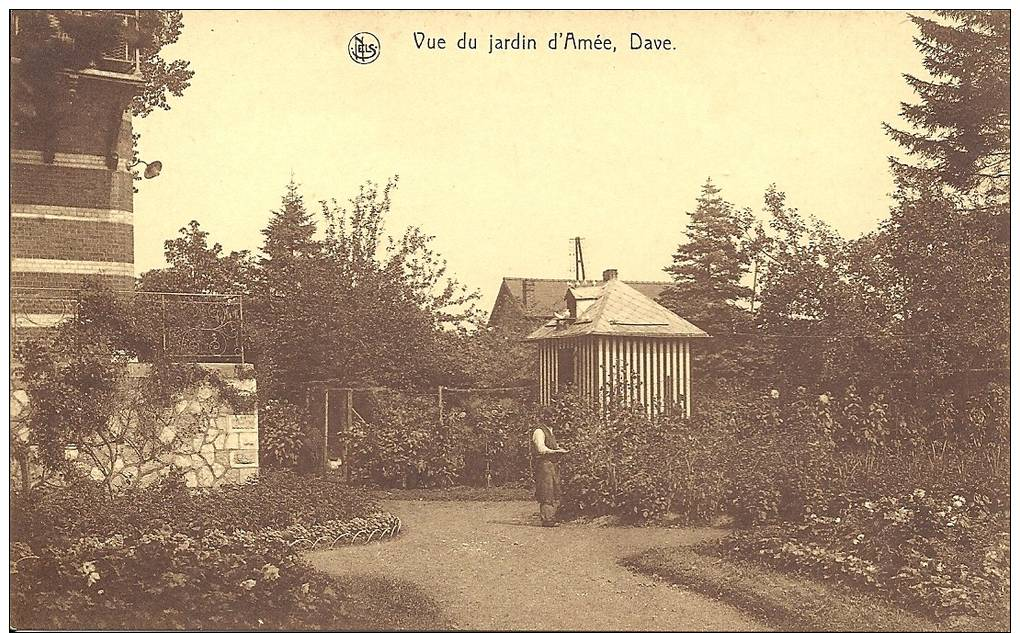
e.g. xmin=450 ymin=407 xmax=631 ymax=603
xmin=7 ymin=7 xmax=1011 ymax=632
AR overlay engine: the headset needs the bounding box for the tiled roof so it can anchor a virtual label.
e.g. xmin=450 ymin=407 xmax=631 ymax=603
xmin=500 ymin=277 xmax=670 ymax=318
xmin=525 ymin=279 xmax=709 ymax=341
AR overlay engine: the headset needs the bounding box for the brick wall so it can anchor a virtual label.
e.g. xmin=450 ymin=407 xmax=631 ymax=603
xmin=10 ymin=163 xmax=134 ymax=212
xmin=11 ymin=217 xmax=133 ymax=263
xmin=10 ymin=272 xmax=135 ymax=291
xmin=10 ymin=68 xmax=139 ymax=299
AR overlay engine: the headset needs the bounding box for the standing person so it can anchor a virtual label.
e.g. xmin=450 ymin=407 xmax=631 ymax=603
xmin=532 ymin=421 xmax=568 ymax=527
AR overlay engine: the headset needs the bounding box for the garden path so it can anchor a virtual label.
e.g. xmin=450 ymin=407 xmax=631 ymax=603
xmin=305 ymin=500 xmax=767 ymax=631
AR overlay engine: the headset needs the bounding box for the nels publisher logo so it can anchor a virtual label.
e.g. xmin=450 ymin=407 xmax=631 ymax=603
xmin=349 ymin=32 xmax=380 ymax=64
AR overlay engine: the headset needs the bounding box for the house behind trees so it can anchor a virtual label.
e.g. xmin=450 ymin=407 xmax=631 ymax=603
xmin=488 ymin=275 xmax=671 ymax=330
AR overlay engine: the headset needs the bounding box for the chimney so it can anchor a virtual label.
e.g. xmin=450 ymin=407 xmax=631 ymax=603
xmin=522 ymin=279 xmax=534 ymax=308
xmin=602 ymin=268 xmax=618 ymax=281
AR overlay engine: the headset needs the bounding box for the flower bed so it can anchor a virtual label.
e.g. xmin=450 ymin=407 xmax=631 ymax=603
xmin=10 ymin=469 xmax=380 ymax=547
xmin=9 ymin=471 xmax=429 ymax=630
xmin=269 ymin=512 xmax=402 ymax=549
xmin=723 ymin=489 xmax=1010 ymax=619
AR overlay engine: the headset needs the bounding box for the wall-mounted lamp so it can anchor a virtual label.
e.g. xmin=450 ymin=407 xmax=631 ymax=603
xmin=131 ymin=158 xmax=163 ymax=179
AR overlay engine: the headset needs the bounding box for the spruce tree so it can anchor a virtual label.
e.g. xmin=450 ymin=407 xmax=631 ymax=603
xmin=258 ymin=178 xmax=319 ymax=299
xmin=883 ymin=11 xmax=1009 ymax=394
xmin=251 ymin=179 xmax=322 ymax=400
xmin=883 ymin=10 xmax=1009 ymax=197
xmin=660 ymin=178 xmax=755 ymax=387
xmin=661 ymin=178 xmax=752 ymax=334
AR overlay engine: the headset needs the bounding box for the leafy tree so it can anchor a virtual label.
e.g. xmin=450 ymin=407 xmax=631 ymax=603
xmin=135 ymin=221 xmax=254 ymax=364
xmin=311 ymin=177 xmax=481 ymax=388
xmin=431 ymin=324 xmax=537 ymax=389
xmin=882 ymin=10 xmax=1009 ymax=395
xmin=659 ymin=179 xmax=756 ymax=386
xmin=138 ymin=220 xmax=255 ymax=295
xmin=820 ymin=230 xmax=910 ymax=392
xmin=749 ymin=186 xmax=905 ymax=392
xmin=249 ymin=177 xmax=480 ymax=400
xmin=885 ymin=180 xmax=1009 ymax=394
xmin=10 ymin=10 xmax=194 ymax=123
xmin=752 ymin=187 xmax=845 ymax=332
xmin=131 ymin=10 xmax=195 ymax=118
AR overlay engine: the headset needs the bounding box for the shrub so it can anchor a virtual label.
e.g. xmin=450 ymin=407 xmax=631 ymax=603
xmin=10 ymin=470 xmax=403 ymax=630
xmin=10 ymin=524 xmax=412 ymax=630
xmin=552 ymin=391 xmax=729 ymax=523
xmin=722 ymin=387 xmax=838 ymax=526
xmin=725 ymin=489 xmax=1010 ymax=617
xmin=551 ymin=384 xmax=840 ymax=525
xmin=11 ymin=282 xmax=254 ymax=495
xmin=830 ymin=443 xmax=1010 ymax=515
xmin=347 ymin=391 xmax=536 ymax=488
xmin=327 ymin=391 xmax=536 ymax=489
xmin=11 ymin=469 xmax=379 ymax=549
xmin=708 ymin=385 xmax=1010 ymax=620
xmin=258 ymin=399 xmax=309 ymax=468
xmin=347 ymin=392 xmax=451 ymax=487
xmin=13 ymin=527 xmax=299 ymax=629
xmin=458 ymin=396 xmax=532 ymax=487
xmin=552 ymin=381 xmax=1010 ymax=531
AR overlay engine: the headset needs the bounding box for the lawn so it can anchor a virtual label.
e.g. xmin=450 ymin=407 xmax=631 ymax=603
xmin=623 ymin=543 xmax=1009 ymax=632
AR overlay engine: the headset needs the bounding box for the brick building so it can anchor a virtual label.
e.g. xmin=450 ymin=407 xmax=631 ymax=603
xmin=9 ymin=12 xmax=261 ymax=490
xmin=10 ymin=11 xmax=142 ymax=327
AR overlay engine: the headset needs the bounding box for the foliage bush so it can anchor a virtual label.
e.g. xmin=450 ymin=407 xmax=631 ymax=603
xmin=346 ymin=391 xmax=535 ymax=488
xmin=548 ymin=384 xmax=836 ymax=524
xmin=9 ymin=470 xmax=409 ymax=630
xmin=258 ymin=399 xmax=309 ymax=468
xmin=549 ymin=391 xmax=729 ymax=524
xmin=347 ymin=392 xmax=455 ymax=487
xmin=11 ymin=281 xmax=255 ymax=495
xmin=721 ymin=387 xmax=838 ymax=526
xmin=553 ymin=380 xmax=1009 ymax=542
xmin=459 ymin=395 xmax=533 ymax=487
xmin=10 ymin=523 xmax=423 ymax=630
xmin=724 ymin=489 xmax=1010 ymax=617
xmin=693 ymin=383 xmax=1011 ymax=619
xmin=13 ymin=526 xmax=308 ymax=629
xmin=11 ymin=469 xmax=379 ymax=549
xmin=706 ymin=383 xmax=1009 ymax=527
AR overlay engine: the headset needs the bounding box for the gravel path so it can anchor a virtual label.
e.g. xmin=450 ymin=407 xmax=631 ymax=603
xmin=305 ymin=500 xmax=767 ymax=631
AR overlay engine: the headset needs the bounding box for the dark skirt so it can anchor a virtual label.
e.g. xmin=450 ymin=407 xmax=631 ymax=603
xmin=533 ymin=458 xmax=561 ymax=504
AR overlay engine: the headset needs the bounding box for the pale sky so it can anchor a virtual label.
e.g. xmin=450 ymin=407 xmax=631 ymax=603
xmin=133 ymin=10 xmax=926 ymax=315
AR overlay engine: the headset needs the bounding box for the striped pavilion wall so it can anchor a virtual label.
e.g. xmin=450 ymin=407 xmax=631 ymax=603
xmin=537 ymin=335 xmax=693 ymax=417
xmin=11 ymin=71 xmax=138 ymax=329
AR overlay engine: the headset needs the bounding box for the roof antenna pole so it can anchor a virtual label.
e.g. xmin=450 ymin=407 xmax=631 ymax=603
xmin=573 ymin=236 xmax=586 ymax=281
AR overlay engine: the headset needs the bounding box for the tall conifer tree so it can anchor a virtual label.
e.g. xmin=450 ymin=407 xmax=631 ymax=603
xmin=661 ymin=178 xmax=752 ymax=334
xmin=883 ymin=11 xmax=1009 ymax=393
xmin=660 ymin=178 xmax=755 ymax=386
